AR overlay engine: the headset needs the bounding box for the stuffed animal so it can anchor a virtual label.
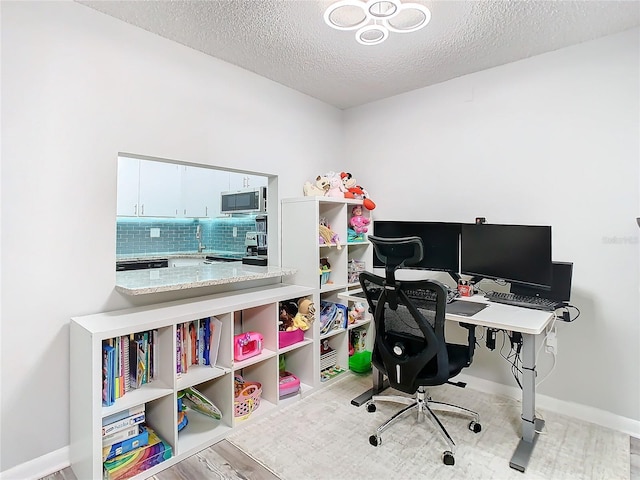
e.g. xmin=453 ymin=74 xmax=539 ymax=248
xmin=292 ymin=298 xmax=315 ymax=331
xmin=325 ymin=172 xmax=347 ymax=198
xmin=350 ymin=205 xmax=370 ymax=234
xmin=303 ymin=175 xmax=330 ymax=196
xmin=279 ymin=306 xmax=295 ymax=331
xmin=340 ymin=172 xmax=376 ymax=210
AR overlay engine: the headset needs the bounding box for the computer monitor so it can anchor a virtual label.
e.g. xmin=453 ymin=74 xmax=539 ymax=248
xmin=372 ymin=221 xmax=462 ymax=276
xmin=510 ymin=261 xmax=573 ymax=303
xmin=460 ymin=223 xmax=553 ymax=289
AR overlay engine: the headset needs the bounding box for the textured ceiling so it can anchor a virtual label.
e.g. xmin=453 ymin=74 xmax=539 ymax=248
xmin=78 ymin=0 xmax=640 ymax=109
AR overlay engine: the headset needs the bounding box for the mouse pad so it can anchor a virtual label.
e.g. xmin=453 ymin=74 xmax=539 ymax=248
xmin=446 ymin=300 xmax=488 ymax=317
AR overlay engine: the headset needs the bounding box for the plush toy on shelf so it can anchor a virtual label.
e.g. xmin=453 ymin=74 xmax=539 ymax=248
xmin=303 ymin=175 xmax=330 ymax=196
xmin=325 ymin=171 xmax=348 ymax=198
xmin=350 ymin=205 xmax=370 ymax=234
xmin=292 ymin=298 xmax=315 ymax=331
xmin=340 ymin=172 xmax=376 ymax=210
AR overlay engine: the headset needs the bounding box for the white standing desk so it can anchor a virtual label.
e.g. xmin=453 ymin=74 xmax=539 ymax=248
xmin=340 ymin=291 xmax=555 ymax=473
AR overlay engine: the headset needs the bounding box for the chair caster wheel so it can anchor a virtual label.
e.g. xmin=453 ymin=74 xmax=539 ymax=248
xmin=469 ymin=421 xmax=482 ymax=433
xmin=366 ymin=402 xmax=376 ymax=413
xmin=369 ymin=435 xmax=381 ymax=447
xmin=443 ymin=451 xmax=455 ymax=465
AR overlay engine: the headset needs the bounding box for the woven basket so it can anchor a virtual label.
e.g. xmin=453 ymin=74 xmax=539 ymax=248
xmin=234 ymin=375 xmax=262 ymax=419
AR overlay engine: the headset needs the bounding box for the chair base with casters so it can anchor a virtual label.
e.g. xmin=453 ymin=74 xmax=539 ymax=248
xmin=366 ymin=386 xmax=481 ymax=465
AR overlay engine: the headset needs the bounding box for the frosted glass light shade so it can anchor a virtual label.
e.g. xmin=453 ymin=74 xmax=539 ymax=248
xmin=324 ymin=0 xmax=431 ymax=45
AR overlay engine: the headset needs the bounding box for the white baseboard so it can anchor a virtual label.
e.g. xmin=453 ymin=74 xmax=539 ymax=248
xmin=2 ymin=377 xmax=638 ymax=478
xmin=0 ymin=446 xmax=69 ymax=480
xmin=457 ymin=372 xmax=640 ymax=439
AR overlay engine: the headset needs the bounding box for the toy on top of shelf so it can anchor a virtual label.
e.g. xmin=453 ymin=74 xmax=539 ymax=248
xmin=325 ymin=171 xmax=348 ymax=198
xmin=349 ymin=205 xmax=370 ymax=234
xmin=340 ymin=172 xmax=376 ymax=210
xmin=303 ymin=175 xmax=330 ymax=196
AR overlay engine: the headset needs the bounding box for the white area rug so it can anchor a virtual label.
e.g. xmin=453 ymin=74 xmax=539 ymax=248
xmin=228 ymin=373 xmax=629 ymax=480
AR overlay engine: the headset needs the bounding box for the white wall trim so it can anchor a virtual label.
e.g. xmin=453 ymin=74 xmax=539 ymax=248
xmin=0 ymin=446 xmax=69 ymax=480
xmin=458 ymin=373 xmax=640 ymax=439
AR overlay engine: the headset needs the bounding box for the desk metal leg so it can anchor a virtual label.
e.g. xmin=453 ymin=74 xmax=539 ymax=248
xmin=350 ymin=366 xmax=389 ymax=407
xmin=509 ymin=332 xmax=545 ymax=472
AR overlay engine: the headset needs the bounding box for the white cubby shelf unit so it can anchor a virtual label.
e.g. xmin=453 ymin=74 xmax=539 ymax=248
xmin=281 ymin=196 xmax=375 ymax=386
xmin=70 ymin=283 xmax=314 ymax=480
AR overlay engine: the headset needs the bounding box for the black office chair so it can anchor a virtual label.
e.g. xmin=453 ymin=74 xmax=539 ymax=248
xmin=360 ymin=235 xmax=481 ymax=466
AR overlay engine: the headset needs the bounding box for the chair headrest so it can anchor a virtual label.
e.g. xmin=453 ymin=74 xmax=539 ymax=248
xmin=369 ymin=235 xmax=424 ymax=271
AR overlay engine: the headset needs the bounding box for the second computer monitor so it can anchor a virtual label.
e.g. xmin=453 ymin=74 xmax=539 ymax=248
xmin=460 ymin=223 xmax=553 ymax=289
xmin=373 ymin=221 xmax=462 ymax=274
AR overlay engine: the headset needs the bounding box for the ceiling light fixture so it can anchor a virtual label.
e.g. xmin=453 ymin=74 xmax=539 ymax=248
xmin=323 ymin=0 xmax=431 ymax=46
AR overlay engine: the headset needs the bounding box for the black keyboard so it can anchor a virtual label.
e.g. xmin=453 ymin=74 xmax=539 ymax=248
xmin=484 ymin=291 xmax=560 ymax=311
xmin=406 ymin=288 xmax=460 ymax=304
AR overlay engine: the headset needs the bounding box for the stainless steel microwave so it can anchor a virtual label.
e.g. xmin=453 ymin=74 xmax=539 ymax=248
xmin=220 ymin=187 xmax=267 ymax=214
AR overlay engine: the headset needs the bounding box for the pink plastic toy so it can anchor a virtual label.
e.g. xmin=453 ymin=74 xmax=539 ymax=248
xmin=234 ymin=332 xmax=263 ymax=361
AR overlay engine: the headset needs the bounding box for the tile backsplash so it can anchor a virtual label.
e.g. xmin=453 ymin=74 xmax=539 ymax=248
xmin=116 ymin=216 xmax=260 ymax=256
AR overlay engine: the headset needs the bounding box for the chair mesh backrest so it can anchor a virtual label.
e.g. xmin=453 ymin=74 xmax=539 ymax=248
xmin=360 ymin=274 xmax=449 ymax=393
xmin=359 ymin=235 xmax=450 ymax=393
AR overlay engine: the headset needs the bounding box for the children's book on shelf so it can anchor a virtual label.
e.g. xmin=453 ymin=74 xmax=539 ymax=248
xmin=195 ymin=317 xmax=223 ymax=368
xmin=102 ymin=404 xmax=145 ymax=427
xmin=129 ymin=336 xmax=145 ymax=389
xmin=102 ymin=426 xmax=149 ymax=462
xmin=102 ymin=343 xmax=115 ymax=406
xmin=102 ymin=424 xmax=141 ymax=448
xmin=103 ymin=426 xmax=172 ymax=480
xmin=102 ymin=410 xmax=145 ymax=437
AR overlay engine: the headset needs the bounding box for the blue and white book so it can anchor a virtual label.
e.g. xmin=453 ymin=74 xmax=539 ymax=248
xmin=102 ymin=424 xmax=140 ymax=447
xmin=102 ymin=412 xmax=145 ymax=437
xmin=102 ymin=426 xmax=149 ymax=461
xmin=102 ymin=403 xmax=145 ymax=427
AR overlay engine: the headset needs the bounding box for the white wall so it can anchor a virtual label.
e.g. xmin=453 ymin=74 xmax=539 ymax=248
xmin=344 ymin=29 xmax=640 ymax=423
xmin=0 ymin=1 xmax=342 ymax=472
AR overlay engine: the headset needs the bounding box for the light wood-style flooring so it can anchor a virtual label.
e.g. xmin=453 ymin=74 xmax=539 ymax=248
xmin=40 ymin=436 xmax=640 ymax=480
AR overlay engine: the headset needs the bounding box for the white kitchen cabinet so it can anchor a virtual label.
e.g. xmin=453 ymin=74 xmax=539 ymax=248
xmin=138 ymin=160 xmax=182 ymax=217
xmin=70 ymin=284 xmax=315 ymax=480
xmin=116 ymin=157 xmax=141 ymax=216
xmin=227 ymin=172 xmax=268 ymax=192
xmin=180 ymin=166 xmax=219 ymax=218
xmin=117 ymin=157 xmax=269 ymax=218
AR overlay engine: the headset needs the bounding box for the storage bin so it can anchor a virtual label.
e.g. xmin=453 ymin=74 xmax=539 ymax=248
xmin=279 ymin=371 xmax=301 ymax=399
xmin=234 ymin=375 xmax=262 ymax=419
xmin=349 ymin=350 xmax=372 ymax=373
xmin=279 ymin=328 xmax=304 ymax=348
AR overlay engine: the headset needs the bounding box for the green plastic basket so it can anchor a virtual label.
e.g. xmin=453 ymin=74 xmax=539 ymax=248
xmin=348 ymin=350 xmax=372 ymax=373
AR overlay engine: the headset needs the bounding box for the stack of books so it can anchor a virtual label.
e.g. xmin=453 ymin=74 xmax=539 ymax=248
xmin=102 ymin=404 xmax=172 ymax=479
xmin=102 ymin=404 xmax=146 ymax=461
xmin=103 ymin=426 xmax=172 ymax=480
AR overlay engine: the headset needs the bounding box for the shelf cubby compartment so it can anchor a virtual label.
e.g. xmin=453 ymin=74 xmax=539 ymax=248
xmin=319 ymin=333 xmax=348 ymax=384
xmin=278 ymin=342 xmax=315 ymax=402
xmin=233 ymin=357 xmax=278 ymax=425
xmin=177 ymin=373 xmax=233 ymax=457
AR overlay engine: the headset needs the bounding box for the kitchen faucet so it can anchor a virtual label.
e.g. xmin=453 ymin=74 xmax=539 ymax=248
xmin=196 ymin=224 xmax=206 ymax=253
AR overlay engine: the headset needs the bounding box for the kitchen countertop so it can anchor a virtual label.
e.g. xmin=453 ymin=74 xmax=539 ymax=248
xmin=116 ymin=251 xmax=242 ymax=262
xmin=115 ymin=262 xmax=296 ymax=295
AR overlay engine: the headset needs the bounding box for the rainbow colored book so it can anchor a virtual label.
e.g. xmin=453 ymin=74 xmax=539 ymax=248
xmin=103 ymin=426 xmax=172 ymax=480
